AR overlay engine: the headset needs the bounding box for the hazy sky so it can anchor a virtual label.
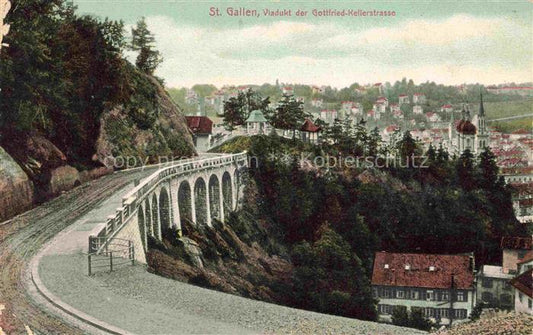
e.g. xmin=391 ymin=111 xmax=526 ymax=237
xmin=73 ymin=0 xmax=533 ymax=88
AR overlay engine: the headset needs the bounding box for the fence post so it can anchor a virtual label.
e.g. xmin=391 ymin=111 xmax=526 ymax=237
xmin=129 ymin=240 xmax=135 ymax=265
xmin=88 ymin=235 xmax=95 ymax=254
xmin=109 ymin=251 xmax=113 ymax=272
xmin=88 ymin=254 xmax=92 ymax=276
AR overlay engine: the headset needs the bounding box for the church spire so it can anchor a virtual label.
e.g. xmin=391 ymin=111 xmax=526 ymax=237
xmin=479 ymin=92 xmax=485 ymax=117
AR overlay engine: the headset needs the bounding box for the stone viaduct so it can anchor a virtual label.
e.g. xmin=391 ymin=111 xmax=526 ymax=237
xmin=89 ymin=153 xmax=249 ymax=263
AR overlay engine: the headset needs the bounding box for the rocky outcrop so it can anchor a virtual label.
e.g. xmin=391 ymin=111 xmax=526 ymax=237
xmin=147 ymin=217 xmax=293 ymax=303
xmin=0 ymin=147 xmax=33 ymax=222
xmin=95 ymin=75 xmax=196 ymax=167
xmin=49 ymin=165 xmax=80 ymax=195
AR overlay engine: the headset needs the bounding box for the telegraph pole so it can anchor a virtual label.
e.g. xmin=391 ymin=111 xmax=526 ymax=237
xmin=449 ymin=273 xmax=455 ymax=327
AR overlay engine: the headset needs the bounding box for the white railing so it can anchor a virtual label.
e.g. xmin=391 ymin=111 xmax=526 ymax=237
xmin=93 ymin=152 xmax=248 ymax=255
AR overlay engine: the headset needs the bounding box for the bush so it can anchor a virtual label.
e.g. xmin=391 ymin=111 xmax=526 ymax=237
xmin=391 ymin=305 xmax=409 ymax=327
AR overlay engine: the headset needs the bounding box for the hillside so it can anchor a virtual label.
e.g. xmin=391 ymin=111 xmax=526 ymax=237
xmin=0 ymin=2 xmax=195 ymax=221
xmin=484 ymin=98 xmax=533 ymax=133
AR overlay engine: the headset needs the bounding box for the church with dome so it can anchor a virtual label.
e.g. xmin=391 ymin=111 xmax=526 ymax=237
xmin=448 ymin=94 xmax=489 ymax=155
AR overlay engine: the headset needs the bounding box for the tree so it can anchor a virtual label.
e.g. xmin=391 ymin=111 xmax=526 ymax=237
xmin=269 ymin=94 xmax=308 ymax=139
xmin=391 ymin=306 xmax=409 ymax=327
xmin=409 ymin=308 xmax=434 ymax=331
xmin=223 ymin=89 xmax=270 ymax=132
xmin=367 ymin=127 xmax=382 ymax=157
xmin=353 ymin=119 xmax=368 ymax=157
xmin=456 ymin=149 xmax=476 ymax=191
xmin=130 ymin=17 xmax=162 ymax=75
xmin=477 ymin=147 xmax=499 ymax=190
xmin=396 ymin=131 xmax=420 ymax=167
xmin=222 ymin=96 xmax=245 ymax=132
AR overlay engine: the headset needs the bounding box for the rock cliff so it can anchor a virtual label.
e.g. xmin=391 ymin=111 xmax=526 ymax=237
xmin=0 ymin=147 xmax=33 ymax=222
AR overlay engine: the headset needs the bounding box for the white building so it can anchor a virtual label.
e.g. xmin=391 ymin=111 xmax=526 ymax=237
xmin=319 ymin=109 xmax=337 ymax=125
xmin=476 ymin=265 xmax=514 ymax=309
xmin=413 ymin=93 xmax=426 ymax=104
xmin=282 ymin=86 xmax=294 ymax=95
xmin=398 ymin=94 xmax=410 ymax=105
xmin=311 ymin=98 xmax=324 ymax=108
xmin=413 ymin=105 xmax=423 ymax=114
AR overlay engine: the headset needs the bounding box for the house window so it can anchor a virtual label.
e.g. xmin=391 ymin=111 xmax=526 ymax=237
xmin=455 ymin=309 xmax=467 ymax=319
xmin=439 ymin=308 xmax=449 ymax=318
xmin=379 ymin=304 xmax=393 ymax=315
xmin=381 ymin=288 xmax=392 ymax=298
xmin=426 ymin=290 xmax=434 ymax=301
xmin=424 ymin=308 xmax=434 ymax=318
xmin=482 ymin=292 xmax=493 ymax=303
xmin=519 ymin=292 xmax=523 ymax=303
xmin=411 ymin=290 xmax=420 ymax=300
xmin=500 ymin=294 xmax=512 ymax=305
xmin=441 ymin=291 xmax=449 ymax=301
xmin=456 ymin=291 xmax=466 ymax=302
xmin=482 ymin=278 xmax=492 ymax=288
xmin=503 ymin=281 xmax=512 ymax=291
xmin=396 ymin=289 xmax=405 ymax=299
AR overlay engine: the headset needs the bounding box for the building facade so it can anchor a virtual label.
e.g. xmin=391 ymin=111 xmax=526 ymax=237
xmin=476 ymin=265 xmax=514 ymax=309
xmin=510 ymin=259 xmax=533 ymax=315
xmin=372 ymin=252 xmax=476 ymax=326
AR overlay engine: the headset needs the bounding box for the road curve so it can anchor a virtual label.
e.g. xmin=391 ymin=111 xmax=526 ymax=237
xmin=0 ymin=168 xmax=157 ymax=334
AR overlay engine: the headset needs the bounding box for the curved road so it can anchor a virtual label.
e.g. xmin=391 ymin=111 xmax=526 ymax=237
xmin=1 ymin=160 xmax=423 ymax=335
xmin=0 ymin=167 xmax=157 ymax=334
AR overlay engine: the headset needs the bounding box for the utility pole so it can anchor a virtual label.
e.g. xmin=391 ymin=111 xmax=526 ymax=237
xmin=449 ymin=273 xmax=455 ymax=327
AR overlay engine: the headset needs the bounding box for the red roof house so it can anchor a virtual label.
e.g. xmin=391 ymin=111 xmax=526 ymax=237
xmin=300 ymin=119 xmax=321 ymax=133
xmin=371 ymin=252 xmax=475 ymax=290
xmin=186 ymin=116 xmax=213 ymax=135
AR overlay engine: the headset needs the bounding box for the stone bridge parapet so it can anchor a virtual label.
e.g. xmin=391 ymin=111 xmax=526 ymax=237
xmin=89 ymin=152 xmax=249 ymax=263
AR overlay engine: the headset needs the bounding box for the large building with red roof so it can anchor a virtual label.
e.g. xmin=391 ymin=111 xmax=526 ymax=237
xmin=371 ymin=251 xmax=476 ymax=325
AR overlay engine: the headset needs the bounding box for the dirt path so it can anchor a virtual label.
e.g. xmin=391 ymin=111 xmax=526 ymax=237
xmin=0 ymin=168 xmax=154 ymax=334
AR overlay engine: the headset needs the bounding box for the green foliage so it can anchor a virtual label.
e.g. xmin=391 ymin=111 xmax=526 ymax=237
xmin=130 ymin=17 xmax=162 ymax=75
xmin=192 ymin=84 xmax=217 ymax=97
xmin=222 ymin=88 xmax=271 ymax=131
xmin=409 ymin=308 xmax=435 ymax=331
xmin=391 ymin=306 xmax=409 ymax=327
xmin=0 ymin=1 xmax=194 ymax=169
xmin=268 ymin=94 xmax=308 ymax=137
xmin=470 ymin=302 xmax=484 ymax=321
xmin=290 ymin=227 xmax=377 ymax=320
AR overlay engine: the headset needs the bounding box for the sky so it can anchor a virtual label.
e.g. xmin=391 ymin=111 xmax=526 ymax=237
xmin=73 ymin=0 xmax=533 ymax=88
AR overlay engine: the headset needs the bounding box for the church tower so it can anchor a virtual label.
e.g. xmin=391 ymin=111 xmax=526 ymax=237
xmin=456 ymin=104 xmax=477 ymax=154
xmin=475 ymin=93 xmax=489 ymax=151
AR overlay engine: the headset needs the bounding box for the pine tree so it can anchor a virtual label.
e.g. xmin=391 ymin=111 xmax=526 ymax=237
xmin=269 ymin=94 xmax=308 ymax=138
xmin=131 ymin=17 xmax=162 ymax=75
xmin=456 ymin=149 xmax=476 ymax=191
xmin=396 ymin=131 xmax=419 ymax=167
xmin=367 ymin=127 xmax=382 ymax=157
xmin=222 ymin=96 xmax=245 ymax=131
xmin=477 ymin=147 xmax=499 ymax=190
